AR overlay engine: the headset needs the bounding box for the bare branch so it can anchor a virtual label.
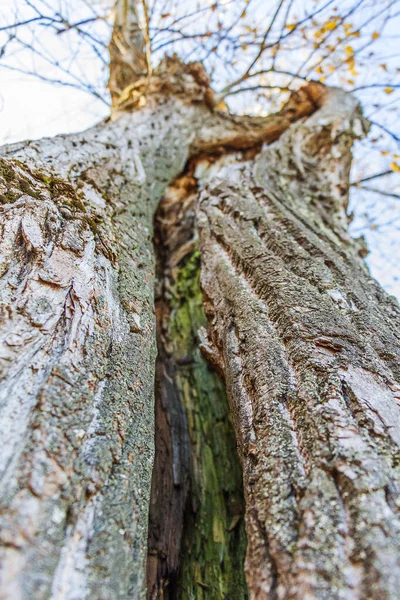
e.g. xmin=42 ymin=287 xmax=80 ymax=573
xmin=356 ymin=185 xmax=400 ymax=200
xmin=351 ymin=170 xmax=394 ymax=185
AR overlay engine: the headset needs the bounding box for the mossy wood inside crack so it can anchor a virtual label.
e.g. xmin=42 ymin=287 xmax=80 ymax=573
xmin=168 ymin=249 xmax=248 ymax=600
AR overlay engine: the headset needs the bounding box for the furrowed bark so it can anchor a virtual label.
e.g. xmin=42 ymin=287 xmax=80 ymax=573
xmin=3 ymin=36 xmax=395 ymax=599
xmin=0 ymin=60 xmax=321 ymax=599
xmin=197 ymin=88 xmax=400 ymax=599
xmin=0 ymin=97 xmax=201 ymax=600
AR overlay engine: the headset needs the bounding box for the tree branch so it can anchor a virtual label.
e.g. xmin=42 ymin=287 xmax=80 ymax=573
xmin=108 ymin=0 xmax=148 ymax=106
xmin=351 ymin=170 xmax=394 ymax=185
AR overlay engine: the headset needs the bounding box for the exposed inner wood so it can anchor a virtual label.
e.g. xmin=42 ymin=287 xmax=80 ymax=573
xmin=2 ymin=55 xmax=400 ymax=600
xmin=147 ymin=171 xmax=248 ymax=599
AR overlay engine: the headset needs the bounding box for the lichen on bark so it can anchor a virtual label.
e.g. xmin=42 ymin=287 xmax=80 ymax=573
xmin=0 ymin=97 xmax=202 ymax=600
xmin=1 ymin=49 xmax=400 ymax=600
xmin=170 ymin=250 xmax=248 ymax=600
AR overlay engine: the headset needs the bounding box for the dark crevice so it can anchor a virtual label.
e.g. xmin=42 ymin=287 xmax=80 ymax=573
xmin=146 ymin=199 xmax=191 ymax=600
xmin=146 ymin=171 xmax=248 ymax=600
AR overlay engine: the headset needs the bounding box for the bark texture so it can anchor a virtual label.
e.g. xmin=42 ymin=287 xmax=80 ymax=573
xmin=0 ymin=63 xmax=322 ymax=599
xmin=108 ymin=0 xmax=147 ymax=106
xmin=0 ymin=96 xmax=200 ymax=600
xmin=197 ymin=89 xmax=400 ymax=599
xmin=1 ymin=50 xmax=399 ymax=600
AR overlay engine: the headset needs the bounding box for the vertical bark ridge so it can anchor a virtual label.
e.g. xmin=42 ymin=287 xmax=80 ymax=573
xmin=0 ymin=70 xmax=323 ymax=600
xmin=197 ymin=89 xmax=400 ymax=599
xmin=0 ymin=71 xmax=371 ymax=599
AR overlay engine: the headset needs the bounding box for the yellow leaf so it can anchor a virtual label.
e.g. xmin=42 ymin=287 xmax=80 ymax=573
xmin=390 ymin=162 xmax=400 ymax=172
xmin=385 ymin=87 xmax=394 ymax=94
xmin=347 ymin=57 xmax=358 ymax=76
xmin=394 ymin=154 xmax=400 ymax=159
xmin=286 ymin=23 xmax=296 ymax=32
xmin=352 ymin=30 xmax=360 ymax=37
xmin=380 ymin=64 xmax=387 ymax=71
xmin=371 ymin=32 xmax=380 ymax=40
xmin=347 ymin=79 xmax=354 ymax=85
xmin=343 ymin=24 xmax=353 ymax=37
xmin=345 ymin=45 xmax=354 ymax=56
xmin=324 ymin=18 xmax=339 ymax=31
xmin=316 ymin=66 xmax=323 ymax=73
xmin=381 ymin=151 xmax=389 ymax=156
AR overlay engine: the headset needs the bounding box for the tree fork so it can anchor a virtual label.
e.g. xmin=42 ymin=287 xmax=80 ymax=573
xmin=0 ymin=60 xmax=322 ymax=599
xmin=0 ymin=50 xmax=399 ymax=599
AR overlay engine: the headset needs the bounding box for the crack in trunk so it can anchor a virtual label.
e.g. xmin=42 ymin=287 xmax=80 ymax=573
xmin=147 ymin=170 xmax=248 ymax=600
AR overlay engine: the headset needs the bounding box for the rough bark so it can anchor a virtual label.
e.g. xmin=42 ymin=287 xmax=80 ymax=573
xmin=197 ymin=88 xmax=400 ymax=599
xmin=0 ymin=62 xmax=321 ymax=599
xmin=1 ymin=46 xmax=399 ymax=600
xmin=0 ymin=94 xmax=201 ymax=600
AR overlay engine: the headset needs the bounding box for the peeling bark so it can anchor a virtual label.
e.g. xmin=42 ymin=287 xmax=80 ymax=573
xmin=197 ymin=88 xmax=400 ymax=599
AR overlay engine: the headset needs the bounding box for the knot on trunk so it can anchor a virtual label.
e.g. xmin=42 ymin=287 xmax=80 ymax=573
xmin=111 ymin=55 xmax=215 ymax=114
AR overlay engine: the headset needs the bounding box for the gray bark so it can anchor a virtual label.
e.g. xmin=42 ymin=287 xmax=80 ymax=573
xmin=197 ymin=88 xmax=400 ymax=599
xmin=0 ymin=69 xmax=399 ymax=600
xmin=0 ymin=96 xmax=198 ymax=600
xmin=0 ymin=66 xmax=316 ymax=598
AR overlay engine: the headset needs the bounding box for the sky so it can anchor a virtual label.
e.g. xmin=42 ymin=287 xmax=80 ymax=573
xmin=0 ymin=0 xmax=399 ymax=297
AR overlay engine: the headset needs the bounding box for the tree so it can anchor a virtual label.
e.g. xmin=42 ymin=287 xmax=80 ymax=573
xmin=0 ymin=1 xmax=400 ymax=599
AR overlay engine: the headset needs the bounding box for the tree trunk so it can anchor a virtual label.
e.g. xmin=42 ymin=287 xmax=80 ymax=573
xmin=0 ymin=64 xmax=399 ymax=600
xmin=197 ymin=89 xmax=400 ymax=599
xmin=0 ymin=74 xmax=210 ymax=598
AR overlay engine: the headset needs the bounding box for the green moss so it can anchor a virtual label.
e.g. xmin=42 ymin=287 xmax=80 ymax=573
xmin=0 ymin=162 xmax=16 ymax=182
xmin=168 ymin=250 xmax=248 ymax=600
